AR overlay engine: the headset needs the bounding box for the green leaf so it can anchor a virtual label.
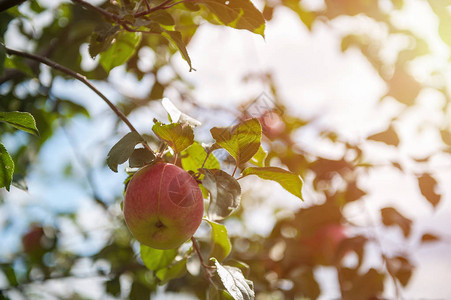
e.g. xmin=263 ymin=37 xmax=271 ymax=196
xmin=418 ymin=173 xmax=441 ymax=207
xmin=212 ymin=258 xmax=255 ymax=300
xmin=148 ymin=11 xmax=175 ymax=26
xmin=0 ymin=143 xmax=14 ymax=191
xmin=3 ymin=264 xmax=18 ymax=286
xmin=140 ymin=245 xmax=178 ymax=271
xmin=249 ymin=145 xmax=267 ymax=167
xmin=99 ymin=30 xmax=142 ymax=73
xmin=421 ymin=233 xmax=440 ymax=243
xmin=155 ymin=258 xmax=187 ymax=285
xmin=163 ymin=30 xmax=194 ymax=71
xmin=106 ymin=132 xmax=143 ymax=172
xmin=150 ymin=80 xmax=164 ymax=100
xmin=381 ymin=207 xmax=412 ymax=238
xmin=210 ymin=118 xmax=261 ymax=165
xmin=106 ymin=276 xmax=121 ymax=297
xmin=3 ymin=56 xmax=34 ymax=77
xmin=182 ymin=142 xmax=220 ymax=173
xmin=30 ymin=0 xmax=45 ymax=13
xmin=206 ymin=219 xmax=231 ymax=262
xmin=0 ymin=111 xmax=39 ymax=136
xmin=208 ymin=285 xmax=234 ymax=300
xmin=57 ymin=99 xmax=90 ymax=118
xmin=89 ymin=24 xmax=120 ymax=58
xmin=129 ymin=148 xmax=155 ymax=168
xmin=241 ymin=167 xmax=304 ymax=200
xmin=152 ymin=121 xmax=194 ymax=153
xmin=198 ymin=0 xmax=265 ymax=36
xmin=129 ymin=281 xmax=150 ymax=300
xmin=367 ymin=125 xmax=399 ymax=147
xmin=201 ymin=168 xmax=241 ymax=221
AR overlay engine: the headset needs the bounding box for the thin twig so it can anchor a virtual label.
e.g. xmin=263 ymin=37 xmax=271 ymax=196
xmin=232 ymin=164 xmax=238 ymax=177
xmin=134 ymin=0 xmax=173 ymax=17
xmin=201 ymin=151 xmax=211 ymax=169
xmin=143 ymin=0 xmax=151 ymax=12
xmin=191 ymin=237 xmax=213 ymax=271
xmin=4 ymin=46 xmax=155 ymax=156
xmin=71 ymin=0 xmax=120 ymax=22
xmin=156 ymin=0 xmax=190 ymax=10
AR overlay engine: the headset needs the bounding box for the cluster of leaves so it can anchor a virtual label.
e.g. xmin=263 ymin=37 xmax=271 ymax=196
xmin=1 ymin=0 xmax=450 ymax=299
xmin=105 ymin=99 xmax=304 ymax=298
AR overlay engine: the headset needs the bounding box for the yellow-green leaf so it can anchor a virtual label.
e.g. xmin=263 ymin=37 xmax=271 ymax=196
xmin=140 ymin=245 xmax=177 ymax=271
xmin=210 ymin=118 xmax=261 ymax=165
xmin=99 ymin=31 xmax=141 ymax=73
xmin=182 ymin=142 xmax=220 ymax=173
xmin=249 ymin=145 xmax=267 ymax=167
xmin=241 ymin=166 xmax=303 ymax=200
xmin=152 ymin=121 xmax=194 ymax=153
xmin=206 ymin=219 xmax=231 ymax=262
xmin=155 ymin=258 xmax=187 ymax=285
xmin=198 ymin=0 xmax=265 ymax=37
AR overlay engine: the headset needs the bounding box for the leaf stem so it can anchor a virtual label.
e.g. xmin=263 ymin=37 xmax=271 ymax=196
xmin=156 ymin=0 xmax=191 ymax=11
xmin=191 ymin=237 xmax=214 ymax=272
xmin=4 ymin=46 xmax=155 ymax=156
xmin=71 ymin=0 xmax=121 ymax=22
xmin=134 ymin=0 xmax=173 ymax=17
xmin=201 ymin=151 xmax=211 ymax=169
xmin=232 ymin=164 xmax=238 ymax=177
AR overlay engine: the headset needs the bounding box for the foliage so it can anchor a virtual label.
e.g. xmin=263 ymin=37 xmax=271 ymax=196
xmin=0 ymin=0 xmax=450 ymax=299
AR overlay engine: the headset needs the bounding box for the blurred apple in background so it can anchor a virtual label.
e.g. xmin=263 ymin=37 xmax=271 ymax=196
xmin=259 ymin=110 xmax=285 ymax=138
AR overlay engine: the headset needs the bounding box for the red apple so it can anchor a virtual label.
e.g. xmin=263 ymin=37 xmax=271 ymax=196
xmin=124 ymin=163 xmax=204 ymax=249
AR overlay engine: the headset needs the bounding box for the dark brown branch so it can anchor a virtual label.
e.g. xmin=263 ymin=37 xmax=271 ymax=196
xmin=143 ymin=0 xmax=151 ymax=13
xmin=0 ymin=0 xmax=26 ymax=12
xmin=4 ymin=46 xmax=155 ymax=155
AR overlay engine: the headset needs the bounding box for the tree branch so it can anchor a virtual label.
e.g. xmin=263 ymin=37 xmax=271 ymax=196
xmin=4 ymin=46 xmax=155 ymax=155
xmin=0 ymin=0 xmax=26 ymax=12
xmin=70 ymin=0 xmax=120 ymax=22
xmin=191 ymin=237 xmax=214 ymax=272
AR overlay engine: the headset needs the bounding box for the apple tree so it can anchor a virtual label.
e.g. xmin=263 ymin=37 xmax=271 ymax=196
xmin=1 ymin=0 xmax=450 ymax=299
